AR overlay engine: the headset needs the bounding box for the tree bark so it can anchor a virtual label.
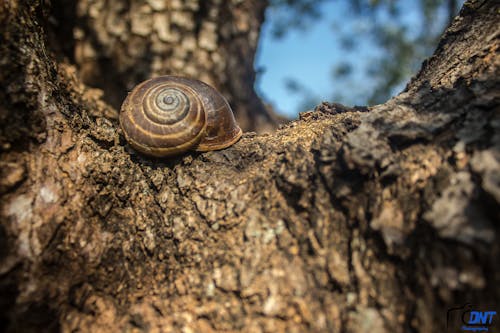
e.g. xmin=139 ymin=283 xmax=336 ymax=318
xmin=46 ymin=0 xmax=279 ymax=133
xmin=0 ymin=0 xmax=498 ymax=332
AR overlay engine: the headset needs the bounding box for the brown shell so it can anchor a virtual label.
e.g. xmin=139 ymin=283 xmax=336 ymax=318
xmin=119 ymin=76 xmax=242 ymax=157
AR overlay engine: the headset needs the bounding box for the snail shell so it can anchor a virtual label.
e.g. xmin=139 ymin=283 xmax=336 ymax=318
xmin=119 ymin=76 xmax=242 ymax=157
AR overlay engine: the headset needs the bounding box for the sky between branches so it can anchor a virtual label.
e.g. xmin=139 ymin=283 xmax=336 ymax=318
xmin=255 ymin=0 xmax=464 ymax=117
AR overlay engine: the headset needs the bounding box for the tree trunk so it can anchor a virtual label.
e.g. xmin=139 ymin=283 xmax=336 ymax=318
xmin=47 ymin=0 xmax=278 ymax=132
xmin=0 ymin=0 xmax=498 ymax=332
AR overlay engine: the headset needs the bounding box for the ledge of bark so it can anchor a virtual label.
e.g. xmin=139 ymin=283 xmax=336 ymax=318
xmin=0 ymin=0 xmax=498 ymax=332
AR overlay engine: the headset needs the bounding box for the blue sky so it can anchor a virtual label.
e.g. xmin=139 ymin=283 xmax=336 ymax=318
xmin=254 ymin=1 xmax=462 ymax=118
xmin=255 ymin=1 xmax=375 ymax=117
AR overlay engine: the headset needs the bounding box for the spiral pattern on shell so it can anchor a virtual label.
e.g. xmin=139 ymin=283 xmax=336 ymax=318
xmin=120 ymin=76 xmax=242 ymax=157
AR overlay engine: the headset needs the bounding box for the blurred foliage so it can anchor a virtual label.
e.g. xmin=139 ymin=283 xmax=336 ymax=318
xmin=268 ymin=0 xmax=462 ymax=108
xmin=267 ymin=0 xmax=328 ymax=38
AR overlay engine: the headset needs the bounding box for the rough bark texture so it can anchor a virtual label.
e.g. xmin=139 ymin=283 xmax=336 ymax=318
xmin=47 ymin=0 xmax=279 ymax=132
xmin=0 ymin=0 xmax=499 ymax=332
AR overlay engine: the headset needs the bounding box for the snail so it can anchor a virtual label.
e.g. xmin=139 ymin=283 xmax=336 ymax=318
xmin=119 ymin=76 xmax=242 ymax=157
